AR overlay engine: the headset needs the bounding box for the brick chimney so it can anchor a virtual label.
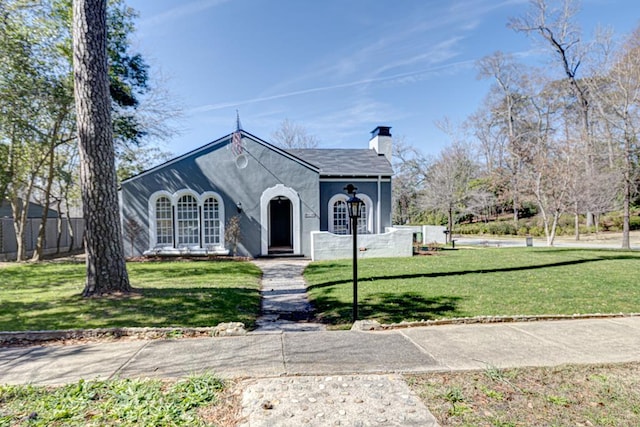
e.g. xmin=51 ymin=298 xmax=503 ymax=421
xmin=369 ymin=126 xmax=392 ymax=163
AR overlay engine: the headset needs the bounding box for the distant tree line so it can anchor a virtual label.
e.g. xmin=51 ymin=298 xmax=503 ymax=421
xmin=392 ymin=0 xmax=640 ymax=249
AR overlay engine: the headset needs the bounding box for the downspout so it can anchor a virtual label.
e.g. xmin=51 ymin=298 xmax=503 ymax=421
xmin=377 ymin=175 xmax=382 ymax=233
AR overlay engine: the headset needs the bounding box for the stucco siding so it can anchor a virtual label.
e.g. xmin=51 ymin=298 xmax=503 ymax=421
xmin=319 ymin=179 xmax=391 ymax=233
xmin=310 ymin=228 xmax=413 ymax=261
xmin=121 ymin=134 xmax=319 ymax=257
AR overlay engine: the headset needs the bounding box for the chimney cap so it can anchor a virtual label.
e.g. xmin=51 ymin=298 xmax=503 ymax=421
xmin=371 ymin=126 xmax=391 ymax=138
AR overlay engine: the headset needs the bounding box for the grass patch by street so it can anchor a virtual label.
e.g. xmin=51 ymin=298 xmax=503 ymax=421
xmin=0 ymin=373 xmax=238 ymax=426
xmin=407 ymin=363 xmax=640 ymax=426
xmin=0 ymin=260 xmax=261 ymax=331
xmin=304 ymin=248 xmax=640 ymax=325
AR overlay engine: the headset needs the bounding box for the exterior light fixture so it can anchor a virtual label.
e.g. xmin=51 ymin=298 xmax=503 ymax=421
xmin=236 ymin=202 xmax=242 ymax=213
xmin=344 ymin=184 xmax=363 ymax=323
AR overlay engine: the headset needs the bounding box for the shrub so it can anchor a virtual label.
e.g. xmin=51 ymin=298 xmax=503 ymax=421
xmin=528 ymin=226 xmax=544 ymax=237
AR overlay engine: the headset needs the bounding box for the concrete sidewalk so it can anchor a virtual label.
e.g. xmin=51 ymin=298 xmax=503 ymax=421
xmin=3 ymin=317 xmax=640 ymax=426
xmin=2 ymin=316 xmax=640 ymax=386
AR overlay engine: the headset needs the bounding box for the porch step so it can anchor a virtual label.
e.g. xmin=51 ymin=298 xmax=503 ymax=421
xmin=259 ymin=253 xmax=307 ymax=259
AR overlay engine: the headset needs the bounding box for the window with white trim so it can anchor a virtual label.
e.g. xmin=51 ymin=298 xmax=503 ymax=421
xmin=357 ymin=203 xmax=368 ymax=234
xmin=332 ymin=199 xmax=349 ymax=235
xmin=155 ymin=196 xmax=173 ymax=246
xmin=202 ymin=196 xmax=221 ymax=246
xmin=328 ymin=192 xmax=373 ymax=235
xmin=176 ymin=194 xmax=199 ymax=246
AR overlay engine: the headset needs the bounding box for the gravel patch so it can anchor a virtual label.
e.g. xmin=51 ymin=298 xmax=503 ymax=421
xmin=238 ymin=374 xmax=439 ymax=426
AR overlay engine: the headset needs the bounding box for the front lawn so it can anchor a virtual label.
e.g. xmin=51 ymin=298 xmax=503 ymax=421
xmin=304 ymin=248 xmax=640 ymax=325
xmin=0 ymin=260 xmax=262 ymax=331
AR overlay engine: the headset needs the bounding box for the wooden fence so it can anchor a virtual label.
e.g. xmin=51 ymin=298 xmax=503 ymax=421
xmin=0 ymin=218 xmax=85 ymax=261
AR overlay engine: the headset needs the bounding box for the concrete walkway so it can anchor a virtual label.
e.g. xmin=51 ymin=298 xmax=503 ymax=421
xmin=252 ymin=259 xmax=326 ymax=333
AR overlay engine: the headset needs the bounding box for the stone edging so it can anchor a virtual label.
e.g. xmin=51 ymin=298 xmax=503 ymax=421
xmin=0 ymin=322 xmax=247 ymax=346
xmin=4 ymin=314 xmax=640 ymax=345
xmin=352 ymin=313 xmax=640 ymax=331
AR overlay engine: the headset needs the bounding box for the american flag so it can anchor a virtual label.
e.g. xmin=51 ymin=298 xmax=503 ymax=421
xmin=232 ymin=110 xmax=243 ymax=156
xmin=232 ymin=129 xmax=243 ymax=156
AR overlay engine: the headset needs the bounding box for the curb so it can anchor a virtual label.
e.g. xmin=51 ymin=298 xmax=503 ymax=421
xmin=0 ymin=324 xmax=246 ymax=346
xmin=378 ymin=312 xmax=640 ymax=330
xmin=3 ymin=313 xmax=639 ymax=346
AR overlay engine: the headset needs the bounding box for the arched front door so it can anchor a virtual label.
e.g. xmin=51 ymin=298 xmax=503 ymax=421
xmin=260 ymin=184 xmax=301 ymax=256
xmin=269 ymin=196 xmax=292 ymax=253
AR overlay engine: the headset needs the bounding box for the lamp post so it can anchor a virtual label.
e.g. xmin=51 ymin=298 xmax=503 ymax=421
xmin=344 ymin=184 xmax=363 ymax=323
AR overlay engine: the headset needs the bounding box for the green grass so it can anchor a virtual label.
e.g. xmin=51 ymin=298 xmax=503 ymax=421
xmin=0 ymin=373 xmax=228 ymax=426
xmin=0 ymin=260 xmax=262 ymax=331
xmin=304 ymin=248 xmax=640 ymax=325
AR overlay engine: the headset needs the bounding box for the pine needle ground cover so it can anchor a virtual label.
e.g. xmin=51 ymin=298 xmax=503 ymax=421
xmin=0 ymin=260 xmax=261 ymax=331
xmin=304 ymin=248 xmax=640 ymax=325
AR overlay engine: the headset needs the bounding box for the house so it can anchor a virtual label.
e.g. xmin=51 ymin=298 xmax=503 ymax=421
xmin=119 ymin=126 xmax=394 ymax=258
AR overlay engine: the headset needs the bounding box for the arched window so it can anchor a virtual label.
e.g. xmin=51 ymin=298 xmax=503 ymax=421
xmin=328 ymin=193 xmax=373 ymax=235
xmin=148 ymin=190 xmax=226 ymax=253
xmin=176 ymin=194 xmax=199 ymax=246
xmin=332 ymin=199 xmax=349 ymax=235
xmin=357 ymin=203 xmax=368 ymax=234
xmin=155 ymin=196 xmax=173 ymax=246
xmin=202 ymin=196 xmax=221 ymax=247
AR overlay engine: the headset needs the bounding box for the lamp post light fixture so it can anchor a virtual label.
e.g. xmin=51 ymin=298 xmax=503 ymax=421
xmin=344 ymin=184 xmax=363 ymax=323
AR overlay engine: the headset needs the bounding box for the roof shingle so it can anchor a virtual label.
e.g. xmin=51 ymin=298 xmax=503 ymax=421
xmin=286 ymin=148 xmax=393 ymax=176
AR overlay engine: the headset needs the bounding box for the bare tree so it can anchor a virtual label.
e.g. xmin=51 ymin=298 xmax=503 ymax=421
xmin=509 ymin=0 xmax=598 ymax=232
xmin=391 ymin=137 xmax=429 ymax=224
xmin=476 ymin=52 xmax=534 ymax=228
xmin=73 ymin=0 xmax=130 ymax=295
xmin=421 ymin=141 xmax=476 ymax=241
xmin=509 ymin=0 xmax=590 ymax=144
xmin=590 ymin=25 xmax=640 ymax=248
xmin=271 ymin=119 xmax=319 ymax=149
xmin=523 ymin=80 xmax=573 ymax=246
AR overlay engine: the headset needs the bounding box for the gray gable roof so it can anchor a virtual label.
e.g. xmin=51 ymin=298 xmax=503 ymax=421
xmin=121 ymin=130 xmax=319 ymax=184
xmin=286 ymin=148 xmax=393 ymax=177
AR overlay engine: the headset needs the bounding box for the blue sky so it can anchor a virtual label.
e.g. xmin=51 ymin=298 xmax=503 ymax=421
xmin=127 ymin=0 xmax=639 ymax=158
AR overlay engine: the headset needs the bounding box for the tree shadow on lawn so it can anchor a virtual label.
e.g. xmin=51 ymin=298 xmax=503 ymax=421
xmin=312 ymin=292 xmax=462 ymax=325
xmin=307 ymin=255 xmax=637 ymax=291
xmin=0 ymin=287 xmax=261 ymax=332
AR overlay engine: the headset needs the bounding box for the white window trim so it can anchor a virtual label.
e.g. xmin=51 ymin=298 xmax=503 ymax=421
xmin=200 ymin=191 xmax=225 ymax=250
xmin=147 ymin=189 xmax=226 ymax=252
xmin=328 ymin=192 xmax=374 ymax=234
xmin=175 ymin=191 xmax=200 ymax=248
xmin=149 ymin=190 xmax=174 ymax=249
xmin=328 ymin=194 xmax=349 ymax=235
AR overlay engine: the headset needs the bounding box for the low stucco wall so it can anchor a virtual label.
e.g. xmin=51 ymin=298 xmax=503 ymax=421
xmin=310 ymin=228 xmax=413 ymax=261
xmin=392 ymin=225 xmax=447 ymax=245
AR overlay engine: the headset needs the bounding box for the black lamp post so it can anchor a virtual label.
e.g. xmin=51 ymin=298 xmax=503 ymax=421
xmin=344 ymin=184 xmax=363 ymax=323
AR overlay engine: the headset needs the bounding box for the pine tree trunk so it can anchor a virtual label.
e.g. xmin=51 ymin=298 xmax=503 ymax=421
xmin=73 ymin=0 xmax=130 ymax=295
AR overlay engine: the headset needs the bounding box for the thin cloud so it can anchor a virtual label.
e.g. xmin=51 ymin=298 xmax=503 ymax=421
xmin=138 ymin=0 xmax=231 ymax=28
xmin=263 ymin=0 xmax=517 ymax=101
xmin=188 ymin=60 xmax=475 ymax=114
